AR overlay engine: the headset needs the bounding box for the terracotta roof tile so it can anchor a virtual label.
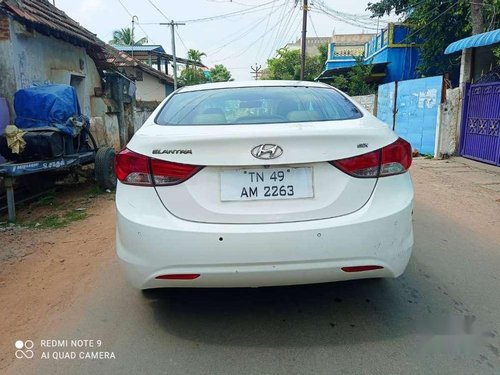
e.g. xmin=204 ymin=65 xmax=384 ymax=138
xmin=0 ymin=0 xmax=174 ymax=83
xmin=0 ymin=0 xmax=101 ymax=47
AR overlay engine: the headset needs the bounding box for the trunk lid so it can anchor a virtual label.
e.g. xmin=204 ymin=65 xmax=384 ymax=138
xmin=127 ymin=120 xmax=396 ymax=224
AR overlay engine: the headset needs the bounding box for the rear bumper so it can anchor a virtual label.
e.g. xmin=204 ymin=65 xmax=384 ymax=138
xmin=116 ymin=174 xmax=414 ymax=289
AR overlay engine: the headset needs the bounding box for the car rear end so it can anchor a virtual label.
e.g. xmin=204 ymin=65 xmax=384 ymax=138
xmin=115 ymin=81 xmax=414 ymax=289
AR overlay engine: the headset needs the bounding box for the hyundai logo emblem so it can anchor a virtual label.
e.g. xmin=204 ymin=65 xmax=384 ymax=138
xmin=251 ymin=144 xmax=283 ymax=160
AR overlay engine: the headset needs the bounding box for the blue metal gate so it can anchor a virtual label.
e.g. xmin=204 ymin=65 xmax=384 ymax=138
xmin=377 ymin=82 xmax=396 ymax=129
xmin=377 ymin=76 xmax=443 ymax=155
xmin=460 ymin=82 xmax=500 ymax=166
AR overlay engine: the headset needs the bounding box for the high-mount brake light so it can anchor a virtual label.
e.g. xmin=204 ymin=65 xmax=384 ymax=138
xmin=115 ymin=149 xmax=202 ymax=186
xmin=331 ymin=138 xmax=412 ymax=178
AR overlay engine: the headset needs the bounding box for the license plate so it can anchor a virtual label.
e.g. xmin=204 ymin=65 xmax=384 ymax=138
xmin=220 ymin=167 xmax=313 ymax=201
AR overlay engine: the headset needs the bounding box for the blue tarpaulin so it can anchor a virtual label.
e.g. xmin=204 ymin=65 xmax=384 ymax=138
xmin=14 ymin=84 xmax=81 ymax=136
xmin=445 ymin=29 xmax=500 ymax=54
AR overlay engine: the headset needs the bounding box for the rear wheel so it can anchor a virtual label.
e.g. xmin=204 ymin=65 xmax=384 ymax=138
xmin=95 ymin=147 xmax=116 ymax=190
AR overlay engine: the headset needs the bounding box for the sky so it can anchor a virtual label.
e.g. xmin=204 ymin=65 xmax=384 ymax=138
xmin=54 ymin=0 xmax=396 ymax=80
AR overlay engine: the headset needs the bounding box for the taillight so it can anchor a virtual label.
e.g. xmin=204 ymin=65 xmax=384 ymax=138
xmin=115 ymin=148 xmax=202 ymax=186
xmin=150 ymin=158 xmax=200 ymax=186
xmin=115 ymin=149 xmax=151 ymax=185
xmin=331 ymin=138 xmax=412 ymax=178
xmin=332 ymin=149 xmax=381 ymax=178
xmin=379 ymin=137 xmax=412 ymax=176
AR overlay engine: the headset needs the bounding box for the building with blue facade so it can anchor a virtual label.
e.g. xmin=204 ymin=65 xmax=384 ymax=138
xmin=318 ymin=23 xmax=420 ymax=84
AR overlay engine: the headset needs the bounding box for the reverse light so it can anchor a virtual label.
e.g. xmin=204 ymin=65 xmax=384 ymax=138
xmin=115 ymin=148 xmax=202 ymax=186
xmin=331 ymin=138 xmax=412 ymax=178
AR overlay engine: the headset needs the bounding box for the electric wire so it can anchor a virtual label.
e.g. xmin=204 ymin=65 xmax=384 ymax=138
xmin=115 ymin=0 xmax=154 ymax=43
xmin=216 ymin=10 xmax=294 ymax=62
xmin=273 ymin=4 xmax=298 ymax=53
xmin=205 ymin=3 xmax=280 ymax=55
xmin=254 ymin=0 xmax=279 ymax=59
xmin=207 ymin=13 xmax=274 ymax=56
xmin=309 ymin=8 xmax=379 ymax=31
xmin=175 ymin=29 xmax=189 ymax=52
xmin=311 ymin=0 xmax=391 ymax=31
xmin=270 ymin=7 xmax=301 ymax=59
xmin=314 ymin=0 xmax=391 ymax=24
xmin=266 ymin=2 xmax=296 ymax=59
xmin=279 ymin=11 xmax=302 ymax=54
xmin=274 ymin=5 xmax=301 ymax=53
xmin=260 ymin=0 xmax=291 ymax=59
xmin=146 ymin=0 xmax=170 ymax=21
xmin=308 ymin=12 xmax=318 ymax=38
xmin=205 ymin=0 xmax=260 ymax=6
xmin=178 ymin=0 xmax=280 ymax=24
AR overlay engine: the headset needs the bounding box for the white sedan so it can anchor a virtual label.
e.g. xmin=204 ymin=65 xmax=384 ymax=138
xmin=115 ymin=80 xmax=414 ymax=289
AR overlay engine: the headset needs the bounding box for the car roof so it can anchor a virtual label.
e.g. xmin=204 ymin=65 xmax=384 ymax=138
xmin=177 ymin=80 xmax=331 ymax=93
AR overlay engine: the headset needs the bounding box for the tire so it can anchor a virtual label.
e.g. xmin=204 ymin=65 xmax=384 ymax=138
xmin=95 ymin=147 xmax=116 ymax=190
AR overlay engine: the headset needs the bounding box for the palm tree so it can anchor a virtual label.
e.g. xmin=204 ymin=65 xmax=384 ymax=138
xmin=186 ymin=49 xmax=206 ymax=67
xmin=109 ymin=27 xmax=147 ymax=46
xmin=179 ymin=49 xmax=208 ymax=86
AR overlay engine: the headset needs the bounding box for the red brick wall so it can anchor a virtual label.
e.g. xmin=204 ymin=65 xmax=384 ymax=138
xmin=0 ymin=13 xmax=10 ymax=41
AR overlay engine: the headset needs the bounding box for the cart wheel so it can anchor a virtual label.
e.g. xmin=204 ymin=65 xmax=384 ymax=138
xmin=95 ymin=147 xmax=116 ymax=190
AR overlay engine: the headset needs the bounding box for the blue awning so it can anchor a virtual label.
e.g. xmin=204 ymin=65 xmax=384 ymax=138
xmin=445 ymin=29 xmax=500 ymax=54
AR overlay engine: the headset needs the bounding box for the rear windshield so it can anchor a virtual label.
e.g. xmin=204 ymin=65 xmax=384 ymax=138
xmin=155 ymin=86 xmax=362 ymax=126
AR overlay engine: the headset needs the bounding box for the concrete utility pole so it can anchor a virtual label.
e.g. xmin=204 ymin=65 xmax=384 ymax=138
xmin=160 ymin=21 xmax=185 ymax=90
xmin=250 ymin=63 xmax=262 ymax=80
xmin=131 ymin=16 xmax=138 ymax=59
xmin=300 ymin=0 xmax=308 ymax=80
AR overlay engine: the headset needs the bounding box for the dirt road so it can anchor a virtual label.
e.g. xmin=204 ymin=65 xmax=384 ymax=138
xmin=0 ymin=193 xmax=116 ymax=371
xmin=1 ymin=158 xmax=499 ymax=374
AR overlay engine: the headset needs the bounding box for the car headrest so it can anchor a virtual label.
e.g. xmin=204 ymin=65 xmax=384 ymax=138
xmin=191 ymin=113 xmax=227 ymax=125
xmin=287 ymin=111 xmax=321 ymax=122
xmin=276 ymin=100 xmax=299 ymax=117
xmin=202 ymin=108 xmax=225 ymax=116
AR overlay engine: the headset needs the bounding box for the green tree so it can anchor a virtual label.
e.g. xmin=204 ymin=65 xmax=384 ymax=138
xmin=186 ymin=49 xmax=207 ymax=67
xmin=179 ymin=67 xmax=207 ymax=86
xmin=494 ymin=46 xmax=500 ymax=63
xmin=366 ymin=0 xmax=500 ymax=76
xmin=209 ymin=64 xmax=233 ymax=82
xmin=265 ymin=48 xmax=299 ymax=80
xmin=330 ymin=57 xmax=376 ymax=96
xmin=179 ymin=49 xmax=208 ymax=86
xmin=318 ymin=43 xmax=329 ymax=65
xmin=109 ymin=27 xmax=147 ymax=45
xmin=264 ymin=48 xmax=324 ymax=81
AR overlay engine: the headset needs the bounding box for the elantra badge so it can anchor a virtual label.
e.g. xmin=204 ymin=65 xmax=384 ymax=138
xmin=152 ymin=149 xmax=192 ymax=155
xmin=251 ymin=144 xmax=283 ymax=160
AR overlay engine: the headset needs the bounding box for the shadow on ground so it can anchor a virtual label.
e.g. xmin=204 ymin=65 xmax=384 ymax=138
xmin=143 ymin=277 xmax=420 ymax=348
